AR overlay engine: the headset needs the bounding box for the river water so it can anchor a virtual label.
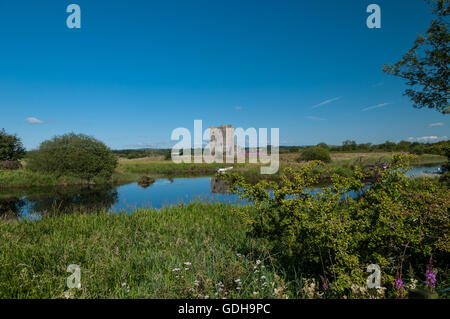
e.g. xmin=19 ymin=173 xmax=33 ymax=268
xmin=0 ymin=165 xmax=442 ymax=220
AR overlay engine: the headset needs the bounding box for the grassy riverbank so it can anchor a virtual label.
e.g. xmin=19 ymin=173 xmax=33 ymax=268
xmin=0 ymin=202 xmax=290 ymax=299
xmin=117 ymin=160 xmax=239 ymax=177
xmin=0 ymin=169 xmax=137 ymax=189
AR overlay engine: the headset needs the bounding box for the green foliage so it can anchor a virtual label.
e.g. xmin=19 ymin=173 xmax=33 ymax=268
xmin=164 ymin=150 xmax=172 ymax=160
xmin=316 ymin=142 xmax=329 ymax=150
xmin=342 ymin=140 xmax=357 ymax=151
xmin=0 ymin=161 xmax=22 ymax=170
xmin=327 ymin=140 xmax=449 ymax=155
xmin=0 ymin=129 xmax=26 ymax=162
xmin=223 ymin=155 xmax=450 ymax=297
xmin=298 ymin=146 xmax=331 ymax=163
xmin=112 ymin=148 xmax=170 ymax=159
xmin=383 ymin=0 xmax=449 ymax=114
xmin=27 ymin=133 xmax=118 ymax=181
xmin=0 ymin=202 xmax=286 ymax=299
xmin=137 ymin=176 xmax=156 ymax=188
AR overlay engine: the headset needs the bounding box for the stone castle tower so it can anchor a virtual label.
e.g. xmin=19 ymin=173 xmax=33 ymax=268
xmin=210 ymin=125 xmax=235 ymax=157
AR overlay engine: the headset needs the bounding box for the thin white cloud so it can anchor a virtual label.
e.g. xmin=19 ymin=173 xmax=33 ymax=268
xmin=306 ymin=116 xmax=327 ymax=121
xmin=408 ymin=136 xmax=448 ymax=143
xmin=428 ymin=122 xmax=444 ymax=128
xmin=361 ymin=102 xmax=392 ymax=112
xmin=312 ymin=97 xmax=341 ymax=109
xmin=25 ymin=117 xmax=45 ymax=124
xmin=235 ymin=106 xmax=243 ymax=111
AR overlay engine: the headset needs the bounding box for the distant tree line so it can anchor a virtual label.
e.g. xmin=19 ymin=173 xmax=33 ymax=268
xmin=112 ymin=148 xmax=170 ymax=159
xmin=281 ymin=140 xmax=449 ymax=156
xmin=112 ymin=140 xmax=450 ymax=160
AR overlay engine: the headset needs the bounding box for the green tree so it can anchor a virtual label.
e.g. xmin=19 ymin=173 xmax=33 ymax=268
xmin=316 ymin=142 xmax=329 ymax=149
xmin=397 ymin=140 xmax=412 ymax=152
xmin=357 ymin=143 xmax=372 ymax=151
xmin=410 ymin=142 xmax=426 ymax=155
xmin=298 ymin=146 xmax=331 ymax=163
xmin=382 ymin=141 xmax=397 ymax=152
xmin=27 ymin=133 xmax=118 ymax=181
xmin=383 ymin=0 xmax=449 ymax=114
xmin=0 ymin=129 xmax=26 ymax=161
xmin=342 ymin=140 xmax=357 ymax=151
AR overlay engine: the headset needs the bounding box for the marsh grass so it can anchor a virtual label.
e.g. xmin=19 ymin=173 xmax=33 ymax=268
xmin=118 ymin=161 xmax=244 ymax=176
xmin=0 ymin=170 xmax=77 ymax=188
xmin=0 ymin=169 xmax=137 ymax=189
xmin=0 ymin=202 xmax=289 ymax=299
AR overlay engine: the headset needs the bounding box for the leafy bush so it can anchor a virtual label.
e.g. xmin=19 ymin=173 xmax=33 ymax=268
xmin=0 ymin=129 xmax=26 ymax=161
xmin=138 ymin=176 xmax=155 ymax=188
xmin=0 ymin=161 xmax=22 ymax=170
xmin=298 ymin=146 xmax=331 ymax=163
xmin=223 ymin=155 xmax=449 ymax=298
xmin=27 ymin=133 xmax=118 ymax=181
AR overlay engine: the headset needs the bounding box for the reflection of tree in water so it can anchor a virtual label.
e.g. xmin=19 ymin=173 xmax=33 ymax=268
xmin=0 ymin=197 xmax=25 ymax=219
xmin=210 ymin=177 xmax=229 ymax=194
xmin=26 ymin=185 xmax=119 ymax=216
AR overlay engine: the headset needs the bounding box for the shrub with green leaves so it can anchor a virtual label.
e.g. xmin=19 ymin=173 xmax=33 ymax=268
xmin=223 ymin=154 xmax=449 ymax=298
xmin=0 ymin=129 xmax=26 ymax=162
xmin=27 ymin=133 xmax=118 ymax=182
xmin=298 ymin=146 xmax=331 ymax=163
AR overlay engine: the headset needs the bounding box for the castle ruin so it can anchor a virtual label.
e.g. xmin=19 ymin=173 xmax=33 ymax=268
xmin=210 ymin=125 xmax=235 ymax=159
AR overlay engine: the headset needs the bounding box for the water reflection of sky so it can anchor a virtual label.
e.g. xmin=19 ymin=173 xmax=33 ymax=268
xmin=111 ymin=177 xmax=246 ymax=212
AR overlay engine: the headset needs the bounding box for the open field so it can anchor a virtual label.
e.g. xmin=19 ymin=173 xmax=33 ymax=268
xmin=281 ymin=152 xmax=446 ymax=165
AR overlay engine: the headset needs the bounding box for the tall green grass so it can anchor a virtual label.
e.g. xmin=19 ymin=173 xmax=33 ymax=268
xmin=0 ymin=202 xmax=290 ymax=299
xmin=0 ymin=169 xmax=138 ymax=189
xmin=0 ymin=170 xmax=69 ymax=188
xmin=118 ymin=161 xmax=239 ymax=176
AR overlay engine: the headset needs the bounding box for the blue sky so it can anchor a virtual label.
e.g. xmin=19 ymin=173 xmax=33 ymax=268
xmin=0 ymin=0 xmax=448 ymax=150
